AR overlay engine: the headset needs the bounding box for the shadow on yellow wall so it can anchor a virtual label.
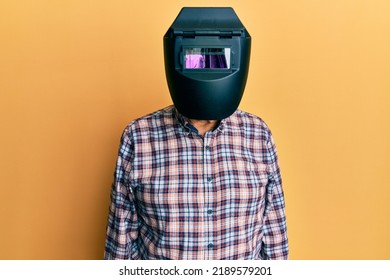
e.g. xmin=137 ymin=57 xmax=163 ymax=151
xmin=1 ymin=0 xmax=389 ymax=259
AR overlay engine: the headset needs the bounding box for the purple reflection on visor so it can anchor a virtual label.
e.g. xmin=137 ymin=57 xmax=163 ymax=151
xmin=185 ymin=54 xmax=205 ymax=68
xmin=185 ymin=51 xmax=229 ymax=69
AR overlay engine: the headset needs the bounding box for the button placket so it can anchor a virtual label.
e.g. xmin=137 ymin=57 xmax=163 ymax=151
xmin=203 ymin=136 xmax=215 ymax=258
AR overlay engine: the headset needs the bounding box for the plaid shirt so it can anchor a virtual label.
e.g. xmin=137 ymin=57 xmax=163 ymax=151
xmin=104 ymin=106 xmax=288 ymax=260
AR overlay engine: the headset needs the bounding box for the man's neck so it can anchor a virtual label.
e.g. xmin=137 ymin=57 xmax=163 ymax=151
xmin=186 ymin=119 xmax=219 ymax=137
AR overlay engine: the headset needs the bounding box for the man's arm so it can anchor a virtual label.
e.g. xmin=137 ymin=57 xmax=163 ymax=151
xmin=260 ymin=132 xmax=289 ymax=260
xmin=104 ymin=128 xmax=140 ymax=259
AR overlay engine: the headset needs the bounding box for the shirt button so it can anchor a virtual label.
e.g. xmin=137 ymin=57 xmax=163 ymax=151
xmin=207 ymin=177 xmax=212 ymax=182
xmin=208 ymin=243 xmax=214 ymax=249
xmin=205 ymin=145 xmax=210 ymax=151
xmin=207 ymin=209 xmax=213 ymax=215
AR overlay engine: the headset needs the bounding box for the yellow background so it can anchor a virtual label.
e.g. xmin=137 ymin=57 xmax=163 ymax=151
xmin=1 ymin=0 xmax=389 ymax=259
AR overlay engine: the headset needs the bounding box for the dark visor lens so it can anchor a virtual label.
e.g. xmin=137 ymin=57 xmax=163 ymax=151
xmin=184 ymin=48 xmax=230 ymax=69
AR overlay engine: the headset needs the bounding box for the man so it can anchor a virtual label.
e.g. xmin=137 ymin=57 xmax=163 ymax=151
xmin=104 ymin=7 xmax=288 ymax=260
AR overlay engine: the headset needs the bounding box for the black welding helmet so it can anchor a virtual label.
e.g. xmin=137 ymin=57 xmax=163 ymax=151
xmin=164 ymin=7 xmax=251 ymax=120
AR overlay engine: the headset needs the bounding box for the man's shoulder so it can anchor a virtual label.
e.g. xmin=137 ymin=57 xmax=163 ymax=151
xmin=123 ymin=106 xmax=176 ymax=135
xmin=228 ymin=109 xmax=271 ymax=134
xmin=233 ymin=109 xmax=265 ymax=123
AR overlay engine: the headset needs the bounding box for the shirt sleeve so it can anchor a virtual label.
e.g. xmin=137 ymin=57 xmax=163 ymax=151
xmin=104 ymin=127 xmax=140 ymax=260
xmin=260 ymin=131 xmax=289 ymax=260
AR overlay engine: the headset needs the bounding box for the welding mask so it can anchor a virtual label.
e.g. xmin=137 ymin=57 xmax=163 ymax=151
xmin=163 ymin=7 xmax=251 ymax=120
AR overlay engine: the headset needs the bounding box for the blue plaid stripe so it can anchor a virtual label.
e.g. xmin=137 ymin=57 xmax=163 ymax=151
xmin=104 ymin=106 xmax=288 ymax=259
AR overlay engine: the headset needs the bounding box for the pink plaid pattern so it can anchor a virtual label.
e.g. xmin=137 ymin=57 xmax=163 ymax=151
xmin=104 ymin=106 xmax=288 ymax=259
